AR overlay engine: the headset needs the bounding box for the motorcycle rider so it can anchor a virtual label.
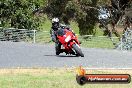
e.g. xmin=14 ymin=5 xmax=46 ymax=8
xmin=50 ymin=18 xmax=60 ymax=42
xmin=50 ymin=17 xmax=74 ymax=55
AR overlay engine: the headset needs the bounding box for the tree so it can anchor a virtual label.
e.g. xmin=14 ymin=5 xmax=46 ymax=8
xmin=45 ymin=0 xmax=99 ymax=35
xmin=73 ymin=0 xmax=98 ymax=35
xmin=0 ymin=0 xmax=111 ymax=34
xmin=0 ymin=0 xmax=46 ymax=30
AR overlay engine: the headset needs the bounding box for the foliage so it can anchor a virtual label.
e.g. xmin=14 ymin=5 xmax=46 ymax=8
xmin=0 ymin=0 xmax=47 ymax=30
xmin=45 ymin=0 xmax=101 ymax=35
xmin=0 ymin=0 xmax=110 ymax=34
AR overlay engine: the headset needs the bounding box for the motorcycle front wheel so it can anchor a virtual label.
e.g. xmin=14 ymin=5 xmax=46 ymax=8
xmin=72 ymin=44 xmax=84 ymax=57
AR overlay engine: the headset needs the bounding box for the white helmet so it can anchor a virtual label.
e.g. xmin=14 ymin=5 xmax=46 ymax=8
xmin=52 ymin=18 xmax=59 ymax=23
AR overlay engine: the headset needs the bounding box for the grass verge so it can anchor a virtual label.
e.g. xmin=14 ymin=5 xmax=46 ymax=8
xmin=0 ymin=68 xmax=131 ymax=88
xmin=35 ymin=30 xmax=119 ymax=49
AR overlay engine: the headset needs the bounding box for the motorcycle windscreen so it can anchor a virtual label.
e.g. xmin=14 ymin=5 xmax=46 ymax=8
xmin=56 ymin=29 xmax=66 ymax=36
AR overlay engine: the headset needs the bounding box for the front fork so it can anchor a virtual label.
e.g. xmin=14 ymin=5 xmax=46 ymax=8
xmin=69 ymin=39 xmax=80 ymax=48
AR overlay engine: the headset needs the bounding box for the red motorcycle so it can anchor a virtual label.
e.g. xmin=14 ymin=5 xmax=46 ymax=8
xmin=56 ymin=28 xmax=84 ymax=57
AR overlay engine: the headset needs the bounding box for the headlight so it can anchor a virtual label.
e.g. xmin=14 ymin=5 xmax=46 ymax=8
xmin=65 ymin=35 xmax=71 ymax=42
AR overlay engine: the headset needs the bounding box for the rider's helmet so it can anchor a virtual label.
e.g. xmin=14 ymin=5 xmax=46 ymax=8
xmin=52 ymin=18 xmax=60 ymax=31
xmin=52 ymin=18 xmax=59 ymax=23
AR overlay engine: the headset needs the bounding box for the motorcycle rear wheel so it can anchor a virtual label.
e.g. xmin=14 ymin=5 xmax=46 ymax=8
xmin=55 ymin=42 xmax=61 ymax=55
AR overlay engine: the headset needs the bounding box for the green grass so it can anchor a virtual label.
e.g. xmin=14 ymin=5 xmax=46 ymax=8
xmin=70 ymin=21 xmax=80 ymax=34
xmin=0 ymin=69 xmax=131 ymax=88
xmin=39 ymin=15 xmax=52 ymax=32
xmin=35 ymin=31 xmax=52 ymax=44
xmin=79 ymin=36 xmax=119 ymax=48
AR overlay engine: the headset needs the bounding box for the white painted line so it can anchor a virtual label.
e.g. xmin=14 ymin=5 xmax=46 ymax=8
xmin=65 ymin=67 xmax=132 ymax=70
xmin=84 ymin=68 xmax=132 ymax=70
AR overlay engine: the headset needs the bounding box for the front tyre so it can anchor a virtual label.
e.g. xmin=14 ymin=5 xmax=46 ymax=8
xmin=72 ymin=44 xmax=84 ymax=57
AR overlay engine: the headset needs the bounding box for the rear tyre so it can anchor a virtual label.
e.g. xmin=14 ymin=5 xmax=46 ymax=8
xmin=55 ymin=46 xmax=60 ymax=55
xmin=55 ymin=41 xmax=61 ymax=55
xmin=72 ymin=44 xmax=84 ymax=57
xmin=56 ymin=51 xmax=60 ymax=55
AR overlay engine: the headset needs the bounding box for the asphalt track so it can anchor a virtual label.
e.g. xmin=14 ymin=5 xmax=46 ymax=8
xmin=0 ymin=41 xmax=132 ymax=68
